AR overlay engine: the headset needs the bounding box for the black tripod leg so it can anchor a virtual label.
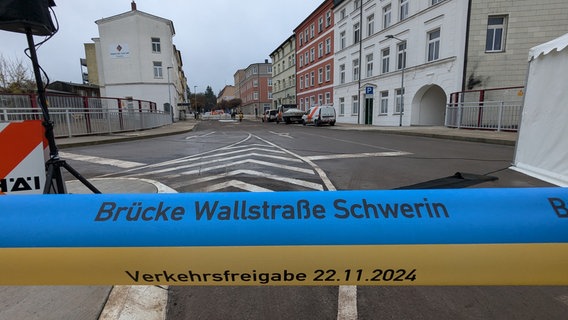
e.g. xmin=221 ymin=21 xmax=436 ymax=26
xmin=43 ymin=163 xmax=55 ymax=194
xmin=62 ymin=161 xmax=101 ymax=194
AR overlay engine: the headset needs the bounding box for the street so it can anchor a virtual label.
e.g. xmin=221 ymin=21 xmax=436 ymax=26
xmin=58 ymin=119 xmax=566 ymax=320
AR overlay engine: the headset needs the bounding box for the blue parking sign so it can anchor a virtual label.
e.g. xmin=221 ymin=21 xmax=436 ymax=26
xmin=365 ymin=86 xmax=374 ymax=95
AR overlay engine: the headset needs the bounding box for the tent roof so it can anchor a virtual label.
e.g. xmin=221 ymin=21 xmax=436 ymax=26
xmin=528 ymin=33 xmax=568 ymax=61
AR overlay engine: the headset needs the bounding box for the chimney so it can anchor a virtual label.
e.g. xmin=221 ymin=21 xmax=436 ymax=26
xmin=131 ymin=1 xmax=137 ymax=11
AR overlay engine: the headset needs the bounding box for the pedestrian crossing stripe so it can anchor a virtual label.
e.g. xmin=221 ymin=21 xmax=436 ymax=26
xmin=0 ymin=188 xmax=567 ymax=285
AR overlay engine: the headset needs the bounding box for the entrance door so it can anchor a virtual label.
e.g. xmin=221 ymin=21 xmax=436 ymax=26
xmin=365 ymin=98 xmax=373 ymax=124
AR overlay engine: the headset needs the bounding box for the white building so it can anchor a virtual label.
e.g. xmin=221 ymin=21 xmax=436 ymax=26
xmin=333 ymin=0 xmax=468 ymax=126
xmin=88 ymin=2 xmax=183 ymax=119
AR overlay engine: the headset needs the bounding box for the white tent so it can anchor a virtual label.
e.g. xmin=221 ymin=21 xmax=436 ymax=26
xmin=512 ymin=33 xmax=568 ymax=186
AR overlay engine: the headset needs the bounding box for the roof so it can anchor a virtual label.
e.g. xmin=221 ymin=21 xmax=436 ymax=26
xmin=95 ymin=9 xmax=175 ymax=36
xmin=528 ymin=33 xmax=568 ymax=61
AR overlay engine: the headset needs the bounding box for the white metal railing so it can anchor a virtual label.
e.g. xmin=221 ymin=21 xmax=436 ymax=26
xmin=0 ymin=94 xmax=171 ymax=138
xmin=445 ymin=101 xmax=522 ymax=131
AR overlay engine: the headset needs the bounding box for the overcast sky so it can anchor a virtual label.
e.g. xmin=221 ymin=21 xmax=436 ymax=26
xmin=0 ymin=0 xmax=322 ymax=95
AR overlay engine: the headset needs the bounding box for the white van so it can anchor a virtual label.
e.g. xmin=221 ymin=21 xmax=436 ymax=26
xmin=302 ymin=105 xmax=336 ymax=126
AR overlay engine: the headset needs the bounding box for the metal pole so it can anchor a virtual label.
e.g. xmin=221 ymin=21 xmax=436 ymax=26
xmin=167 ymin=66 xmax=173 ymax=122
xmin=386 ymin=35 xmax=406 ymax=126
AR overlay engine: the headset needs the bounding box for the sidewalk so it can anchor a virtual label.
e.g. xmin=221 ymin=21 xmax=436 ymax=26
xmin=1 ymin=120 xmax=517 ymax=320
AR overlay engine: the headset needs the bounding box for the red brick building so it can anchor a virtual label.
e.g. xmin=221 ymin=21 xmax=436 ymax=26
xmin=234 ymin=60 xmax=272 ymax=115
xmin=294 ymin=0 xmax=335 ymax=110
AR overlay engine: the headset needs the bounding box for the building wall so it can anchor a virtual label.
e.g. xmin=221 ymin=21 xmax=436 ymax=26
xmin=90 ymin=7 xmax=182 ymax=119
xmin=237 ymin=62 xmax=273 ymax=115
xmin=466 ymin=0 xmax=568 ymax=93
xmin=83 ymin=43 xmax=99 ymax=86
xmin=270 ymin=35 xmax=297 ymax=109
xmin=334 ymin=0 xmax=468 ymax=126
xmin=295 ymin=0 xmax=335 ymax=111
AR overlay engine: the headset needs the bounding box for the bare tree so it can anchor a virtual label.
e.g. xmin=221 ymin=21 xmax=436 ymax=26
xmin=0 ymin=55 xmax=36 ymax=94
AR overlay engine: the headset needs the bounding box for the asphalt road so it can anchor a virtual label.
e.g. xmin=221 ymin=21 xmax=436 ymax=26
xmin=60 ymin=119 xmax=566 ymax=320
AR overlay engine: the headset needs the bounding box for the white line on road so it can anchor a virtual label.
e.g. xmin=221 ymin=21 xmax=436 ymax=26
xmin=171 ymin=169 xmax=323 ymax=191
xmin=202 ymin=180 xmax=274 ymax=192
xmin=306 ymin=151 xmax=412 ymax=161
xmin=185 ymin=131 xmax=216 ymax=139
xmin=269 ymin=131 xmax=294 ymax=139
xmin=180 ymin=159 xmax=315 ymax=176
xmin=59 ymin=152 xmax=145 ymax=169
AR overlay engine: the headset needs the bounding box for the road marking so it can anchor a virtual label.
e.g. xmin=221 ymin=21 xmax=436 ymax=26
xmin=180 ymin=159 xmax=315 ymax=176
xmin=202 ymin=180 xmax=274 ymax=192
xmin=59 ymin=152 xmax=145 ymax=169
xmin=172 ymin=169 xmax=323 ymax=191
xmin=185 ymin=132 xmax=216 ymax=140
xmin=556 ymin=295 xmax=568 ymax=306
xmin=269 ymin=131 xmax=294 ymax=139
xmin=337 ymin=286 xmax=358 ymax=320
xmin=306 ymin=151 xmax=412 ymax=161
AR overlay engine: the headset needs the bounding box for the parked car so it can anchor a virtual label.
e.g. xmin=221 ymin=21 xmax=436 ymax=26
xmin=276 ymin=104 xmax=304 ymax=124
xmin=262 ymin=109 xmax=278 ymax=122
xmin=302 ymin=105 xmax=336 ymax=126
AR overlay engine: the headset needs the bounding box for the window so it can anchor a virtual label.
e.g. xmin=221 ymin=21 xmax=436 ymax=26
xmin=299 ymin=55 xmax=304 ymax=67
xmin=310 ymin=71 xmax=315 ymax=86
xmin=310 ymin=24 xmax=315 ymax=38
xmin=325 ymin=92 xmax=331 ymax=104
xmin=380 ymin=91 xmax=389 ymax=114
xmin=153 ymin=61 xmax=163 ymax=78
xmin=318 ymin=68 xmax=323 ymax=84
xmin=318 ymin=42 xmax=324 ymax=58
xmin=254 ymin=91 xmax=259 ymax=100
xmin=310 ymin=48 xmax=315 ymax=62
xmin=340 ymin=31 xmax=346 ymax=50
xmin=352 ymin=95 xmax=359 ymax=115
xmin=427 ymin=29 xmax=440 ymax=61
xmin=340 ymin=64 xmax=346 ymax=84
xmin=326 ymin=11 xmax=332 ymax=26
xmin=366 ymin=53 xmax=374 ymax=77
xmin=300 ymin=76 xmax=304 ymax=89
xmin=353 ymin=22 xmax=360 ymax=44
xmin=400 ymin=0 xmax=409 ymax=21
xmin=268 ymin=79 xmax=272 ymax=86
xmin=340 ymin=8 xmax=346 ymax=21
xmin=367 ymin=14 xmax=375 ymax=37
xmin=339 ymin=97 xmax=345 ymax=115
xmin=397 ymin=41 xmax=407 ymax=70
xmin=325 ymin=38 xmax=331 ymax=54
xmin=300 ymin=33 xmax=304 ymax=46
xmin=305 ymin=52 xmax=309 ymax=65
xmin=354 ymin=0 xmax=361 ymax=11
xmin=253 ymin=66 xmax=258 ymax=74
xmin=253 ymin=79 xmax=258 ymax=87
xmin=305 ymin=74 xmax=309 ymax=88
xmin=325 ymin=65 xmax=331 ymax=81
xmin=319 ymin=17 xmax=324 ymax=33
xmin=395 ymin=88 xmax=404 ymax=113
xmin=383 ymin=5 xmax=392 ymax=29
xmin=431 ymin=0 xmax=445 ymax=5
xmin=353 ymin=59 xmax=359 ymax=81
xmin=318 ymin=94 xmax=323 ymax=105
xmin=381 ymin=48 xmax=390 ymax=73
xmin=151 ymin=37 xmax=161 ymax=53
xmin=486 ymin=16 xmax=507 ymax=52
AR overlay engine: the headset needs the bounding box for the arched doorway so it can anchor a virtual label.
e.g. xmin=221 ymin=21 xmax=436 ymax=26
xmin=411 ymin=85 xmax=447 ymax=125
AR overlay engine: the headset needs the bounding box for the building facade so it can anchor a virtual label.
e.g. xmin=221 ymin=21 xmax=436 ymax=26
xmin=333 ymin=0 xmax=468 ymax=126
xmin=270 ymin=35 xmax=297 ymax=109
xmin=295 ymin=0 xmax=335 ymax=111
xmin=84 ymin=2 xmax=187 ymax=120
xmin=464 ymin=0 xmax=568 ymax=99
xmin=234 ymin=61 xmax=273 ymax=115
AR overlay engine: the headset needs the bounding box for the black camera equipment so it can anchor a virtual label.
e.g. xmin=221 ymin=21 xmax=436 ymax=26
xmin=0 ymin=0 xmax=100 ymax=193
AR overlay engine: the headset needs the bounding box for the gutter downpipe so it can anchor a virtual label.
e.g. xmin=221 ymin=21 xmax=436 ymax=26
xmin=357 ymin=0 xmax=363 ymax=124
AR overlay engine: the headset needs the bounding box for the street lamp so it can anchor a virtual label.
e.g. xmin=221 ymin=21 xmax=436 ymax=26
xmin=193 ymin=85 xmax=197 ymax=116
xmin=167 ymin=66 xmax=173 ymax=122
xmin=386 ymin=35 xmax=405 ymax=126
